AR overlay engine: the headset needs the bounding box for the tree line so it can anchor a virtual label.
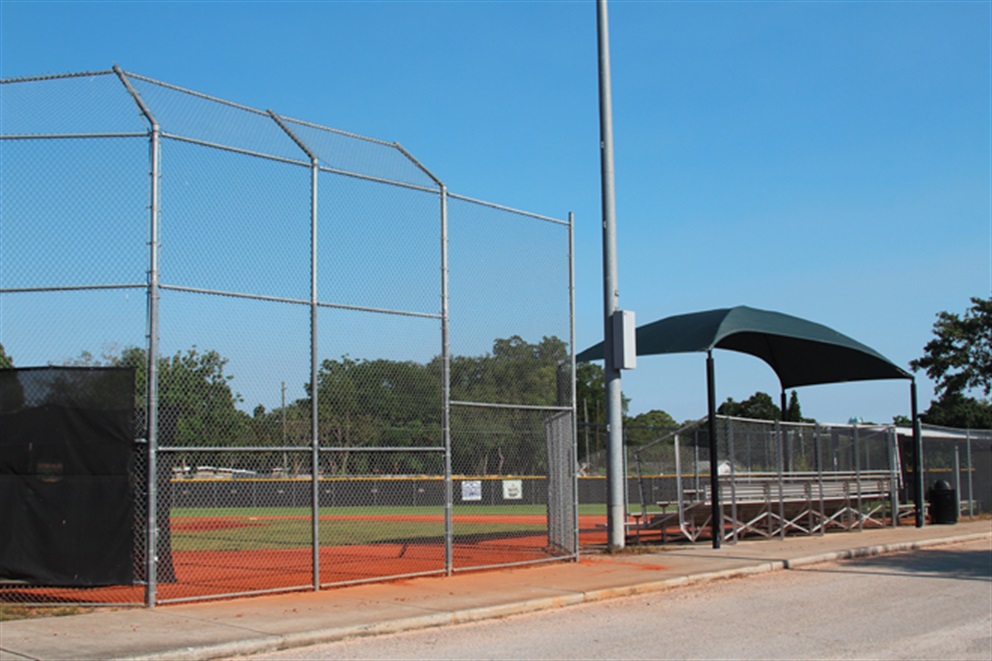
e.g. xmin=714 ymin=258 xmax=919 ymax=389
xmin=1 ymin=296 xmax=987 ymax=472
xmin=0 ymin=336 xmax=575 ymax=476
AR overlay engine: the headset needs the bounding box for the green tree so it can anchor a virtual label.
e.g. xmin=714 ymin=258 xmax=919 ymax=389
xmin=784 ymin=390 xmax=811 ymax=423
xmin=111 ymin=346 xmax=251 ymax=448
xmin=0 ymin=343 xmax=25 ymax=412
xmin=307 ymin=355 xmax=442 ymax=475
xmin=625 ymin=409 xmax=678 ymax=446
xmin=910 ymin=296 xmax=991 ymax=398
xmin=910 ymin=297 xmax=992 ymax=429
xmin=447 ymin=336 xmax=570 ymax=475
xmin=0 ymin=344 xmax=14 ymax=369
xmin=919 ymin=392 xmax=991 ymax=430
xmin=718 ymin=391 xmax=781 ymax=421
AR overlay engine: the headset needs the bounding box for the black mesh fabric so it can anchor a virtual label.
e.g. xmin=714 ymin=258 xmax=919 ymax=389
xmin=1 ymin=368 xmax=135 ymax=586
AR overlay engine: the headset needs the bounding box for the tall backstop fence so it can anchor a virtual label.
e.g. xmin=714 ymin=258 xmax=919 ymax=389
xmin=0 ymin=68 xmax=577 ymax=606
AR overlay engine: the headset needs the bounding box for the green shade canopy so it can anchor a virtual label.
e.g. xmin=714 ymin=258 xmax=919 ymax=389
xmin=576 ymin=306 xmax=911 ymax=389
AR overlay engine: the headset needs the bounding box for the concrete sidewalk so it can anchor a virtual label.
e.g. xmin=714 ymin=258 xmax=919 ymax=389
xmin=2 ymin=520 xmax=989 ymax=661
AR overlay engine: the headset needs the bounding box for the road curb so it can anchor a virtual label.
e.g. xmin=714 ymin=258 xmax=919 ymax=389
xmin=125 ymin=531 xmax=991 ymax=661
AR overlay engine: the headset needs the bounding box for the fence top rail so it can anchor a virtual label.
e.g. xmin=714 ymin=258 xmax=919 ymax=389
xmin=913 ymin=424 xmax=992 ymax=441
xmin=447 ymin=192 xmax=570 ymax=226
xmin=0 ymin=69 xmax=114 ymax=84
xmin=726 ymin=470 xmax=893 ymax=480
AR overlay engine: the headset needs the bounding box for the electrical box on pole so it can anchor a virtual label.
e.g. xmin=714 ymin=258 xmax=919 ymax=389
xmin=613 ymin=310 xmax=637 ymax=370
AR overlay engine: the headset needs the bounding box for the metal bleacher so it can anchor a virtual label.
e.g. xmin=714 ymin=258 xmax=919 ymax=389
xmin=628 ymin=417 xmax=903 ymax=545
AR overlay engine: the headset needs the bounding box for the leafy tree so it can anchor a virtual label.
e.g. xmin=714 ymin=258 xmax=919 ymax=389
xmin=0 ymin=343 xmax=25 ymax=412
xmin=910 ymin=297 xmax=992 ymax=429
xmin=306 ymin=355 xmax=442 ymax=475
xmin=910 ymin=296 xmax=991 ymax=399
xmin=110 ymin=346 xmax=251 ymax=448
xmin=919 ymin=392 xmax=991 ymax=430
xmin=785 ymin=391 xmax=803 ymax=422
xmin=625 ymin=409 xmax=678 ymax=446
xmin=0 ymin=344 xmax=14 ymax=369
xmin=447 ymin=336 xmax=569 ymax=475
xmin=718 ymin=391 xmax=781 ymax=421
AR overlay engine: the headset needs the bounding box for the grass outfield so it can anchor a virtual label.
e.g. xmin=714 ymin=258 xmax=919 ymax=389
xmin=166 ymin=504 xmax=660 ymax=552
xmin=170 ymin=504 xmax=656 ymax=519
xmin=168 ymin=505 xmax=548 ymax=552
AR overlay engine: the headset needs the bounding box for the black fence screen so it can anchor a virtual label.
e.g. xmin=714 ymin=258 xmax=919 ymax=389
xmin=1 ymin=367 xmax=135 ymax=586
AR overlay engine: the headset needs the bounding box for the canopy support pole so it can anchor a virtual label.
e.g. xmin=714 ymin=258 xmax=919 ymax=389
xmin=911 ymin=379 xmax=925 ymax=528
xmin=707 ymin=351 xmax=721 ymax=549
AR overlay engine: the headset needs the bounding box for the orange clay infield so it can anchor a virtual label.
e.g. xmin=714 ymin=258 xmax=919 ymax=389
xmin=1 ymin=514 xmax=621 ymax=604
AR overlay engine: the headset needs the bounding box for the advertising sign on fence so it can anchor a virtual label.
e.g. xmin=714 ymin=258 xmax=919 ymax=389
xmin=461 ymin=480 xmax=482 ymax=501
xmin=502 ymin=479 xmax=523 ymax=500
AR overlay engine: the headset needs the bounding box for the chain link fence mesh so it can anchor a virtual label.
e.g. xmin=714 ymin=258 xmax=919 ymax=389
xmin=1 ymin=69 xmax=576 ymax=606
xmin=618 ymin=416 xmax=988 ymax=544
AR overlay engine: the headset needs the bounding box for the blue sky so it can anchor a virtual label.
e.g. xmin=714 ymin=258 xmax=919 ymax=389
xmin=2 ymin=1 xmax=989 ymax=424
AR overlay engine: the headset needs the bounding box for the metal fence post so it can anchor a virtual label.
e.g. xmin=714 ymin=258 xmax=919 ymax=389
xmin=853 ymin=424 xmax=863 ymax=531
xmin=888 ymin=426 xmax=899 ymax=527
xmin=775 ymin=419 xmax=785 ymax=539
xmin=440 ymin=184 xmax=453 ymax=575
xmin=815 ymin=424 xmax=825 ymax=535
xmin=309 ymin=158 xmax=320 ymax=590
xmin=145 ymin=114 xmax=161 ymax=609
xmin=727 ymin=417 xmax=738 ymax=544
xmin=954 ymin=445 xmax=961 ymax=518
xmin=114 ymin=66 xmax=161 ymax=608
xmin=966 ymin=430 xmax=974 ymax=519
xmin=568 ymin=212 xmax=579 ymax=556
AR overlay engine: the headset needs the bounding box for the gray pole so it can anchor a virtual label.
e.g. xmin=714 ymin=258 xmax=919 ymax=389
xmin=441 ymin=184 xmax=453 ymax=575
xmin=911 ymin=379 xmax=924 ymax=528
xmin=114 ymin=65 xmax=160 ymax=607
xmin=597 ymin=0 xmax=626 ymax=550
xmin=568 ymin=212 xmax=579 ymax=555
xmin=965 ymin=430 xmax=974 ymax=519
xmin=309 ymin=158 xmax=320 ymax=589
xmin=145 ymin=119 xmax=161 ymax=608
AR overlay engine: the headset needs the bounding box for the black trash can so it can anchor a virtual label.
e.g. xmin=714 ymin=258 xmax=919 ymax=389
xmin=928 ymin=479 xmax=958 ymax=525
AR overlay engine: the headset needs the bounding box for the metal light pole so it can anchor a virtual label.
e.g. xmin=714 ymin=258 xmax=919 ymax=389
xmin=597 ymin=0 xmax=626 ymax=550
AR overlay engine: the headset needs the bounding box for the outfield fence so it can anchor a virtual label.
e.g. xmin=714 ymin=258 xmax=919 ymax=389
xmin=0 ymin=68 xmax=577 ymax=606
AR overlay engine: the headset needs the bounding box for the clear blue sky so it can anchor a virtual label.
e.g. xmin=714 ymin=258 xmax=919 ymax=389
xmin=2 ymin=1 xmax=989 ymax=424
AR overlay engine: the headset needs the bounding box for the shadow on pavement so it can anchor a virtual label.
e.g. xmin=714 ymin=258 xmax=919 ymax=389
xmin=797 ymin=545 xmax=992 ymax=583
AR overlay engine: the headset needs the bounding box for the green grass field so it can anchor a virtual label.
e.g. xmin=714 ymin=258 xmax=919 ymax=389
xmin=170 ymin=503 xmax=644 ymax=519
xmin=167 ymin=505 xmax=554 ymax=552
xmin=164 ymin=504 xmax=655 ymax=552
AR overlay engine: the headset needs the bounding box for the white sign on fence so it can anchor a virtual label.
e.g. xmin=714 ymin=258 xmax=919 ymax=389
xmin=461 ymin=480 xmax=482 ymax=502
xmin=502 ymin=479 xmax=523 ymax=500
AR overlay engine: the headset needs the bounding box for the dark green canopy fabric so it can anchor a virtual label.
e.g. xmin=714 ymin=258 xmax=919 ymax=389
xmin=576 ymin=306 xmax=910 ymax=388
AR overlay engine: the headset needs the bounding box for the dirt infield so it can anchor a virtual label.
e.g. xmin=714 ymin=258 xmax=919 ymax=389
xmin=2 ymin=515 xmax=610 ymax=605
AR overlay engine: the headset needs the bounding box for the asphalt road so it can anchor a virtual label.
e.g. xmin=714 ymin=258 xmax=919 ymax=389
xmin=241 ymin=538 xmax=992 ymax=660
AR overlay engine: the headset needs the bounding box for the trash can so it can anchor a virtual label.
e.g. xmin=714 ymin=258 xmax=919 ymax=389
xmin=928 ymin=479 xmax=958 ymax=525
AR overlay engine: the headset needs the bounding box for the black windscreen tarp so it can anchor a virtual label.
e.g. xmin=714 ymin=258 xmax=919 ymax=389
xmin=1 ymin=367 xmax=135 ymax=586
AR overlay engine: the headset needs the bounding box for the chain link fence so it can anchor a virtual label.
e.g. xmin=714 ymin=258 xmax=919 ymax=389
xmin=915 ymin=424 xmax=991 ymax=519
xmin=578 ymin=416 xmax=989 ymax=544
xmin=1 ymin=68 xmax=576 ymax=606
